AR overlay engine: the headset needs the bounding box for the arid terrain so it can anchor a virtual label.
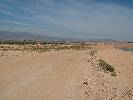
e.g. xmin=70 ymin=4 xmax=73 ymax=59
xmin=0 ymin=43 xmax=133 ymax=100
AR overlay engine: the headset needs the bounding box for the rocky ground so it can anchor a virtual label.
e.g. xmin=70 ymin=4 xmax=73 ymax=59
xmin=0 ymin=45 xmax=133 ymax=100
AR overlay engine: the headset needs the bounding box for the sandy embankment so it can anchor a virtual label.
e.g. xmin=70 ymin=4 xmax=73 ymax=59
xmin=0 ymin=47 xmax=133 ymax=100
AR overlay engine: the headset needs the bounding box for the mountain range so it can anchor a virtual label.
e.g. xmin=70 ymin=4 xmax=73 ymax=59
xmin=0 ymin=31 xmax=121 ymax=42
xmin=0 ymin=31 xmax=77 ymax=41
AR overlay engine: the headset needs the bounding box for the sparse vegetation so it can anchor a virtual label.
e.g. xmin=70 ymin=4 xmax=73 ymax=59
xmin=89 ymin=50 xmax=98 ymax=56
xmin=36 ymin=47 xmax=50 ymax=53
xmin=1 ymin=40 xmax=133 ymax=100
xmin=98 ymin=59 xmax=117 ymax=76
xmin=111 ymin=71 xmax=117 ymax=76
xmin=98 ymin=59 xmax=115 ymax=72
xmin=69 ymin=45 xmax=81 ymax=50
xmin=55 ymin=46 xmax=69 ymax=51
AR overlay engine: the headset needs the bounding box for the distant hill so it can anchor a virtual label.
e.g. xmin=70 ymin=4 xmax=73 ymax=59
xmin=0 ymin=31 xmax=77 ymax=41
xmin=86 ymin=39 xmax=121 ymax=43
xmin=0 ymin=31 xmax=121 ymax=42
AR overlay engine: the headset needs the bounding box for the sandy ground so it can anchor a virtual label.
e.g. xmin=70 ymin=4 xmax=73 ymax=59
xmin=0 ymin=46 xmax=133 ymax=100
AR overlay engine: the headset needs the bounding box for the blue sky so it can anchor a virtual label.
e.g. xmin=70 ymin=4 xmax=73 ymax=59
xmin=0 ymin=0 xmax=133 ymax=40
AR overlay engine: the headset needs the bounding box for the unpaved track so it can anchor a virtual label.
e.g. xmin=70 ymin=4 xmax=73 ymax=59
xmin=0 ymin=49 xmax=133 ymax=100
xmin=0 ymin=50 xmax=90 ymax=100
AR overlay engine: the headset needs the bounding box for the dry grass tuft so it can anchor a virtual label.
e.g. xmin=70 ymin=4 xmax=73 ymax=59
xmin=98 ymin=59 xmax=117 ymax=76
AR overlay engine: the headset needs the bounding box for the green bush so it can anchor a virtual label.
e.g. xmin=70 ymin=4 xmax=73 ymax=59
xmin=98 ymin=59 xmax=115 ymax=72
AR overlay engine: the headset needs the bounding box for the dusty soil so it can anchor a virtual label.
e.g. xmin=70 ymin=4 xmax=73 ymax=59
xmin=0 ymin=45 xmax=133 ymax=100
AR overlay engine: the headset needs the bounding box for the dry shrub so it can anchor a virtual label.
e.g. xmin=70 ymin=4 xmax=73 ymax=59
xmin=98 ymin=59 xmax=117 ymax=76
xmin=89 ymin=50 xmax=98 ymax=56
xmin=69 ymin=45 xmax=81 ymax=50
